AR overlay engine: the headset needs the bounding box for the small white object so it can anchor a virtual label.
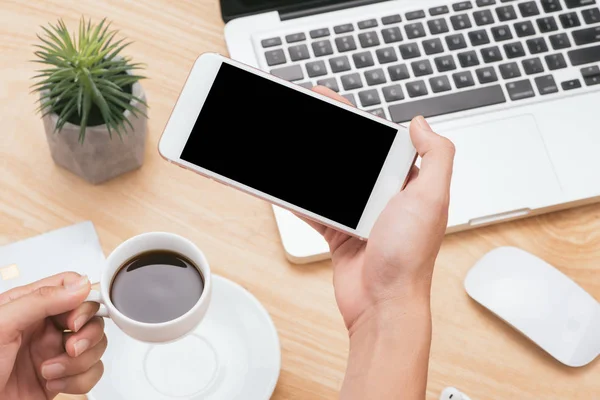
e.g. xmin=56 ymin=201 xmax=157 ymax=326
xmin=440 ymin=387 xmax=472 ymax=400
xmin=464 ymin=247 xmax=600 ymax=367
xmin=88 ymin=274 xmax=281 ymax=400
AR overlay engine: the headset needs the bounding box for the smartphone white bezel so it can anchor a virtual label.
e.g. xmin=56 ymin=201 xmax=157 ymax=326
xmin=159 ymin=52 xmax=416 ymax=239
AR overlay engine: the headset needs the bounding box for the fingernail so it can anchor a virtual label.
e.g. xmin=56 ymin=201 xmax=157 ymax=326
xmin=74 ymin=339 xmax=90 ymax=356
xmin=46 ymin=378 xmax=67 ymax=392
xmin=73 ymin=314 xmax=88 ymax=332
xmin=65 ymin=275 xmax=89 ymax=293
xmin=415 ymin=116 xmax=433 ymax=132
xmin=42 ymin=363 xmax=66 ymax=380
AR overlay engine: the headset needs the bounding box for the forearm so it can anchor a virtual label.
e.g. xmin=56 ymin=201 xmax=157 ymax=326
xmin=340 ymin=292 xmax=432 ymax=400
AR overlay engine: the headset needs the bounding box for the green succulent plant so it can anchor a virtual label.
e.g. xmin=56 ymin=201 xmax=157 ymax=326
xmin=32 ymin=17 xmax=147 ymax=143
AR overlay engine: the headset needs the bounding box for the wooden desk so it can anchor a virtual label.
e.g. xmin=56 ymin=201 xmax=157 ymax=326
xmin=1 ymin=1 xmax=599 ymax=399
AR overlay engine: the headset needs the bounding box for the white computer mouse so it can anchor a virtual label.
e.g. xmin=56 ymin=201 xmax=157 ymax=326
xmin=464 ymin=246 xmax=600 ymax=367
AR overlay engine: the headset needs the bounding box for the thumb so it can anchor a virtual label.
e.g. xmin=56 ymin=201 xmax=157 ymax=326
xmin=0 ymin=275 xmax=90 ymax=336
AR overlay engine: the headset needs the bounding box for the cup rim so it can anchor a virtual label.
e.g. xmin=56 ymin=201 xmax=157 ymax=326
xmin=101 ymin=232 xmax=211 ymax=328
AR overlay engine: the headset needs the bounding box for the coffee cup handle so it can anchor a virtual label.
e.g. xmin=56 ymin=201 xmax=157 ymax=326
xmin=85 ymin=290 xmax=109 ymax=318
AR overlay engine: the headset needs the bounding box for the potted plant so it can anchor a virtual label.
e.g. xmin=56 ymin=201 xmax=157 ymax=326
xmin=32 ymin=17 xmax=148 ymax=184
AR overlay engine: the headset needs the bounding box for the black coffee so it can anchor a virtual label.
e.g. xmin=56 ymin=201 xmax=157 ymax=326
xmin=110 ymin=250 xmax=204 ymax=323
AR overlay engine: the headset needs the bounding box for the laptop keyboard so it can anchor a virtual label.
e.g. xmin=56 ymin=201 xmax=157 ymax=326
xmin=257 ymin=0 xmax=600 ymax=123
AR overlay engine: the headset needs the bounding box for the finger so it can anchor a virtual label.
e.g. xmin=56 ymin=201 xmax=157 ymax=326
xmin=64 ymin=317 xmax=105 ymax=357
xmin=0 ymin=272 xmax=82 ymax=306
xmin=42 ymin=333 xmax=107 ymax=381
xmin=408 ymin=116 xmax=455 ymax=196
xmin=46 ymin=360 xmax=104 ymax=395
xmin=404 ymin=165 xmax=420 ymax=188
xmin=53 ymin=300 xmax=100 ymax=332
xmin=0 ymin=275 xmax=91 ymax=336
xmin=311 ymin=85 xmax=354 ymax=106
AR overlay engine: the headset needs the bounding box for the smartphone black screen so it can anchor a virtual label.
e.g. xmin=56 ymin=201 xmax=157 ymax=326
xmin=180 ymin=62 xmax=397 ymax=229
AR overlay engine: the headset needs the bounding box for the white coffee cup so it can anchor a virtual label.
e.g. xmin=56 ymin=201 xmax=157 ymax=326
xmin=84 ymin=232 xmax=212 ymax=343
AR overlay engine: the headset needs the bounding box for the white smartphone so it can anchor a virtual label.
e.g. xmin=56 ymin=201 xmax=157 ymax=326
xmin=159 ymin=52 xmax=417 ymax=240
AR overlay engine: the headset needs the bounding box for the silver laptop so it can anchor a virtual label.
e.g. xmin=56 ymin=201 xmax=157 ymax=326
xmin=222 ymin=0 xmax=600 ymax=263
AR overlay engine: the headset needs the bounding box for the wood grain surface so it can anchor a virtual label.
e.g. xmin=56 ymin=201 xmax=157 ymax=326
xmin=1 ymin=1 xmax=599 ymax=399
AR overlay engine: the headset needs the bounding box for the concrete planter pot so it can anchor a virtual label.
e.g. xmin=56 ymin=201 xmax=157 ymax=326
xmin=42 ymin=82 xmax=148 ymax=184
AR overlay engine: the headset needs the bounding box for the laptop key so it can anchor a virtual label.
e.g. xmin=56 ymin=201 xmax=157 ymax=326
xmin=566 ymin=0 xmax=597 ymax=8
xmin=358 ymin=31 xmax=380 ymax=48
xmin=365 ymin=68 xmax=387 ymax=85
xmin=358 ymin=19 xmax=378 ymax=29
xmin=329 ymin=56 xmax=351 ymax=72
xmin=451 ymin=14 xmax=473 ymax=30
xmin=446 ymin=33 xmax=468 ymax=50
xmin=399 ymin=43 xmax=421 ymax=59
xmin=582 ymin=65 xmax=600 ymax=85
xmin=474 ymin=9 xmax=495 ymax=25
xmin=515 ymin=21 xmax=536 ymax=37
xmin=453 ymin=70 xmax=476 ymax=87
xmin=476 ymin=0 xmax=496 ymax=6
xmin=499 ymin=62 xmax=522 ymax=78
xmin=265 ymin=49 xmax=286 ymax=66
xmin=430 ymin=76 xmax=452 ymax=92
xmin=297 ymin=82 xmax=313 ymax=89
xmin=497 ymin=5 xmax=518 ymax=21
xmin=406 ymin=80 xmax=429 ymax=97
xmin=477 ymin=66 xmax=499 ymax=83
xmin=376 ymin=47 xmax=399 ymax=63
xmin=334 ymin=24 xmax=354 ymax=34
xmin=504 ymin=42 xmax=526 ymax=58
xmin=534 ymin=74 xmax=558 ymax=94
xmin=389 ymin=85 xmax=505 ymax=123
xmin=506 ymin=79 xmax=535 ymax=100
xmin=270 ymin=65 xmax=303 ymax=81
xmin=310 ymin=28 xmax=330 ymax=39
xmin=369 ymin=108 xmax=386 ymax=118
xmin=341 ymin=73 xmax=363 ymax=90
xmin=289 ymin=44 xmax=310 ymax=61
xmin=381 ymin=27 xmax=404 ymax=43
xmin=492 ymin=25 xmax=513 ymax=41
xmin=430 ymin=6 xmax=450 ymax=16
xmin=342 ymin=93 xmax=357 ymax=106
xmin=406 ymin=10 xmax=426 ymax=20
xmin=526 ymin=37 xmax=549 ymax=54
xmin=541 ymin=0 xmax=562 ymax=13
xmin=382 ymin=14 xmax=402 ymax=25
xmin=458 ymin=50 xmax=480 ymax=67
xmin=572 ymin=26 xmax=600 ymax=45
xmin=353 ymin=51 xmax=375 ymax=68
xmin=423 ymin=38 xmax=444 ymax=55
xmin=388 ymin=64 xmax=410 ymax=80
xmin=560 ymin=12 xmax=581 ymax=28
xmin=481 ymin=46 xmax=503 ymax=62
xmin=359 ymin=89 xmax=381 ymax=106
xmin=312 ymin=40 xmax=333 ymax=57
xmin=561 ymin=79 xmax=582 ymax=90
xmin=537 ymin=17 xmax=559 ymax=32
xmin=582 ymin=8 xmax=600 ymax=24
xmin=435 ymin=55 xmax=457 ymax=72
xmin=306 ymin=60 xmax=327 ymax=77
xmin=549 ymin=33 xmax=571 ymax=49
xmin=428 ymin=18 xmax=450 ymax=34
xmin=316 ymin=77 xmax=339 ymax=92
xmin=568 ymin=44 xmax=600 ymax=65
xmin=522 ymin=57 xmax=545 ymax=74
xmin=335 ymin=36 xmax=357 ymax=52
xmin=261 ymin=37 xmax=282 ymax=48
xmin=382 ymin=84 xmax=405 ymax=101
xmin=453 ymin=1 xmax=473 ymax=11
xmin=545 ymin=53 xmax=567 ymax=69
xmin=286 ymin=33 xmax=306 ymax=43
xmin=519 ymin=1 xmax=540 ymax=17
xmin=469 ymin=29 xmax=491 ymax=45
xmin=405 ymin=22 xmax=426 ymax=39
xmin=412 ymin=59 xmax=434 ymax=76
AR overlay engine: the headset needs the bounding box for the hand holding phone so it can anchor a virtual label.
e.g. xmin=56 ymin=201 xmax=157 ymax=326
xmin=159 ymin=53 xmax=417 ymax=239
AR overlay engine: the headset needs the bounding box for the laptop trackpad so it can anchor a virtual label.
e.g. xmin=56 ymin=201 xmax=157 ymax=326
xmin=432 ymin=114 xmax=564 ymax=228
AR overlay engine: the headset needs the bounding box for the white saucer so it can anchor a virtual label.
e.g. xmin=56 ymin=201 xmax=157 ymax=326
xmin=88 ymin=275 xmax=281 ymax=400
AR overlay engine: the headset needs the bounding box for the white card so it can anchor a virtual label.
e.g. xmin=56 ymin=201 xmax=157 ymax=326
xmin=0 ymin=221 xmax=105 ymax=292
